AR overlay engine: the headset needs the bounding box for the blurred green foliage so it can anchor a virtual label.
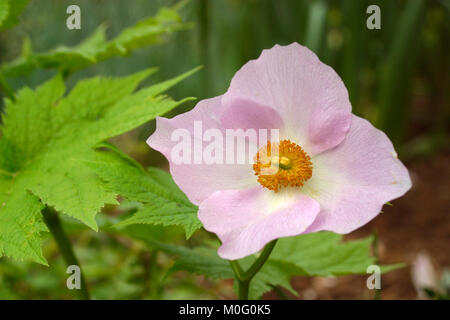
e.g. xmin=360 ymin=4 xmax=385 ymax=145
xmin=0 ymin=214 xmax=220 ymax=299
xmin=1 ymin=0 xmax=447 ymax=159
xmin=0 ymin=4 xmax=189 ymax=78
xmin=0 ymin=0 xmax=29 ymax=30
xmin=0 ymin=0 xmax=449 ymax=300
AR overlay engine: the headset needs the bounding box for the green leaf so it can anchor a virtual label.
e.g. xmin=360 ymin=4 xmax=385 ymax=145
xmin=0 ymin=179 xmax=47 ymax=265
xmin=0 ymin=0 xmax=29 ymax=30
xmin=270 ymin=232 xmax=396 ymax=276
xmin=130 ymin=238 xmax=234 ymax=280
xmin=249 ymin=260 xmax=299 ymax=300
xmin=101 ymin=7 xmax=186 ymax=58
xmin=0 ymin=136 xmax=18 ymax=173
xmin=135 ymin=239 xmax=297 ymax=300
xmin=113 ymin=223 xmax=230 ymax=278
xmin=121 ymin=230 xmax=400 ymax=299
xmin=235 ymin=254 xmax=300 ymax=299
xmin=0 ymin=36 xmax=34 ymax=78
xmin=169 ymin=246 xmax=234 ymax=280
xmin=119 ymin=202 xmax=200 ymax=239
xmin=119 ymin=231 xmax=296 ymax=300
xmin=95 ymin=93 xmax=195 ymax=144
xmin=30 ymin=155 xmax=119 ymax=231
xmin=53 ymin=69 xmax=157 ymax=125
xmin=1 ymin=75 xmax=66 ymax=164
xmin=86 ymin=146 xmax=202 ymax=239
xmin=0 ymin=5 xmax=189 ymax=77
xmin=108 ymin=218 xmax=181 ymax=244
xmin=0 ymin=68 xmax=194 ymax=264
xmin=248 ymin=232 xmax=403 ymax=298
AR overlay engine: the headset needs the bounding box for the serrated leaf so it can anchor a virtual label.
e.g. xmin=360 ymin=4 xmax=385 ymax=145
xmin=101 ymin=7 xmax=186 ymax=58
xmin=120 ymin=202 xmax=201 ymax=239
xmin=0 ymin=68 xmax=194 ymax=264
xmin=96 ymin=94 xmax=195 ymax=144
xmin=30 ymin=157 xmax=119 ymax=231
xmin=94 ymin=68 xmax=198 ymax=142
xmin=0 ymin=5 xmax=189 ymax=77
xmin=1 ymin=75 xmax=65 ymax=164
xmin=53 ymin=68 xmax=156 ymax=126
xmin=86 ymin=146 xmax=202 ymax=239
xmin=0 ymin=179 xmax=47 ymax=265
xmin=249 ymin=260 xmax=299 ymax=300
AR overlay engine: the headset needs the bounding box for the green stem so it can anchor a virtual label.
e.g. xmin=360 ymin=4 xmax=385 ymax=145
xmin=237 ymin=277 xmax=250 ymax=300
xmin=230 ymin=240 xmax=278 ymax=300
xmin=42 ymin=207 xmax=90 ymax=300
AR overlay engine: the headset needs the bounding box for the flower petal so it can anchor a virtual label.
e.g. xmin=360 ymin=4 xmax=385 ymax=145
xmin=219 ymin=97 xmax=284 ymax=132
xmin=223 ymin=43 xmax=352 ymax=155
xmin=147 ymin=96 xmax=282 ymax=205
xmin=302 ymin=115 xmax=412 ymax=233
xmin=199 ymin=187 xmax=320 ymax=260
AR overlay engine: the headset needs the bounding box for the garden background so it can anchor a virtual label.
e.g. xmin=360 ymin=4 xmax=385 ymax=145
xmin=0 ymin=0 xmax=448 ymax=299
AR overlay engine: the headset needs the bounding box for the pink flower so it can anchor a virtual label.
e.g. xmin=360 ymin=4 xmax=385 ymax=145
xmin=148 ymin=43 xmax=412 ymax=260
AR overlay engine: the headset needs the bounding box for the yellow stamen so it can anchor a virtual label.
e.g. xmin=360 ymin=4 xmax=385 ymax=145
xmin=253 ymin=140 xmax=313 ymax=192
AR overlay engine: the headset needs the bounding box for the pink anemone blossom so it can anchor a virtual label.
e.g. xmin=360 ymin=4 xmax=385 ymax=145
xmin=148 ymin=43 xmax=412 ymax=260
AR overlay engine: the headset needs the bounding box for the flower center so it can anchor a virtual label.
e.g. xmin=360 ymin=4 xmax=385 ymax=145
xmin=253 ymin=139 xmax=313 ymax=192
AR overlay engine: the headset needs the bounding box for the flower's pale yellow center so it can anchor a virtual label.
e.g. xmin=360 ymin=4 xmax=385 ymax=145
xmin=253 ymin=139 xmax=313 ymax=192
